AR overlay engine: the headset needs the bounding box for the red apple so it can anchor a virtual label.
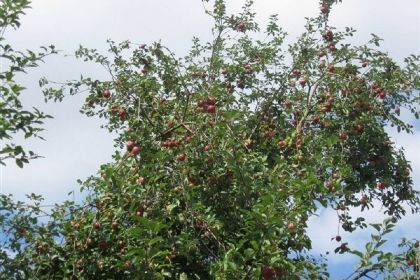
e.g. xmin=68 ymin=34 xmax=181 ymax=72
xmin=299 ymin=79 xmax=307 ymax=87
xmin=207 ymin=97 xmax=216 ymax=105
xmin=320 ymin=4 xmax=329 ymax=14
xmin=324 ymin=30 xmax=334 ymax=41
xmin=238 ymin=21 xmax=246 ymax=32
xmin=278 ymin=140 xmax=287 ymax=150
xmin=261 ymin=266 xmax=276 ymax=280
xmin=339 ymin=132 xmax=348 ymax=141
xmin=355 ymin=124 xmax=364 ymax=133
xmin=361 ymin=62 xmax=367 ymax=67
xmin=335 ymin=235 xmax=342 ymax=242
xmin=102 ymin=89 xmax=111 ymax=98
xmin=378 ymin=91 xmax=386 ymax=99
xmin=132 ymin=146 xmax=141 ymax=155
xmin=117 ymin=108 xmax=126 ymax=118
xmin=98 ymin=240 xmax=108 ymax=251
xmin=126 ymin=140 xmax=135 ymax=151
xmin=197 ymin=100 xmax=206 ymax=107
xmin=327 ymin=44 xmax=336 ymax=52
xmin=287 ymin=222 xmax=296 ymax=231
xmin=377 ymin=181 xmax=386 ymax=190
xmin=94 ymin=222 xmax=101 ymax=229
xmin=395 ymin=107 xmax=400 ymax=115
xmin=207 ymin=105 xmax=216 ymax=113
xmin=136 ymin=176 xmax=145 ymax=184
xmin=177 ymin=153 xmax=186 ymax=161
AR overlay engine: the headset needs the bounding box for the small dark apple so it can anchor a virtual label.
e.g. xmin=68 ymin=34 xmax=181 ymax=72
xmin=320 ymin=4 xmax=329 ymax=14
xmin=278 ymin=140 xmax=287 ymax=149
xmin=131 ymin=146 xmax=141 ymax=154
xmin=299 ymin=79 xmax=307 ymax=87
xmin=117 ymin=108 xmax=126 ymax=118
xmin=177 ymin=153 xmax=186 ymax=161
xmin=102 ymin=89 xmax=111 ymax=98
xmin=354 ymin=124 xmax=364 ymax=133
xmin=207 ymin=105 xmax=216 ymax=113
xmin=339 ymin=132 xmax=348 ymax=141
xmin=238 ymin=21 xmax=246 ymax=32
xmin=377 ymin=181 xmax=386 ymax=190
xmin=378 ymin=91 xmax=386 ymax=99
xmin=287 ymin=222 xmax=296 ymax=232
xmin=197 ymin=100 xmax=206 ymax=107
xmin=261 ymin=266 xmax=276 ymax=280
xmin=207 ymin=97 xmax=216 ymax=105
xmin=126 ymin=140 xmax=135 ymax=151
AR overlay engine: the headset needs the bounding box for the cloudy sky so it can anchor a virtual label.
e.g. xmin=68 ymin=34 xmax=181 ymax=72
xmin=1 ymin=0 xmax=419 ymax=278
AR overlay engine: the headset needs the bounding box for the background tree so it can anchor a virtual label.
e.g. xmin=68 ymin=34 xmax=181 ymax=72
xmin=1 ymin=0 xmax=419 ymax=279
xmin=0 ymin=0 xmax=56 ymax=167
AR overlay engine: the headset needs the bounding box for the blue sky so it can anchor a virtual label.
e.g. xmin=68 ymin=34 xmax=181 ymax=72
xmin=1 ymin=0 xmax=419 ymax=278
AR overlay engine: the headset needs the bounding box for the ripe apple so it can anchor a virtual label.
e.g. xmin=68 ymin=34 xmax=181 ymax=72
xmin=377 ymin=181 xmax=386 ymax=190
xmin=197 ymin=100 xmax=206 ymax=107
xmin=278 ymin=140 xmax=287 ymax=150
xmin=378 ymin=91 xmax=386 ymax=99
xmin=131 ymin=146 xmax=141 ymax=154
xmin=207 ymin=105 xmax=216 ymax=113
xmin=117 ymin=108 xmax=126 ymax=118
xmin=299 ymin=79 xmax=307 ymax=87
xmin=292 ymin=69 xmax=301 ymax=77
xmin=102 ymin=89 xmax=111 ymax=98
xmin=361 ymin=62 xmax=367 ymax=67
xmin=320 ymin=4 xmax=329 ymax=14
xmin=98 ymin=240 xmax=108 ymax=251
xmin=324 ymin=30 xmax=334 ymax=41
xmin=327 ymin=44 xmax=336 ymax=52
xmin=319 ymin=50 xmax=326 ymax=57
xmin=207 ymin=97 xmax=216 ymax=105
xmin=177 ymin=153 xmax=186 ymax=161
xmin=136 ymin=176 xmax=145 ymax=184
xmin=111 ymin=221 xmax=118 ymax=229
xmin=395 ymin=107 xmax=400 ymax=115
xmin=238 ymin=21 xmax=246 ymax=32
xmin=354 ymin=124 xmax=364 ymax=133
xmin=261 ymin=266 xmax=276 ymax=280
xmin=287 ymin=222 xmax=296 ymax=231
xmin=312 ymin=116 xmax=320 ymax=124
xmin=335 ymin=235 xmax=342 ymax=242
xmin=126 ymin=140 xmax=135 ymax=151
xmin=204 ymin=144 xmax=212 ymax=151
xmin=94 ymin=222 xmax=101 ymax=229
xmin=339 ymin=132 xmax=348 ymax=141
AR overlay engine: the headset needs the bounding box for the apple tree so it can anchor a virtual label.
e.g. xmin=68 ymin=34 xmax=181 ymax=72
xmin=2 ymin=0 xmax=420 ymax=279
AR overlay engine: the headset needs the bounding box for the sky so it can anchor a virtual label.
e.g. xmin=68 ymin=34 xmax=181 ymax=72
xmin=1 ymin=0 xmax=419 ymax=278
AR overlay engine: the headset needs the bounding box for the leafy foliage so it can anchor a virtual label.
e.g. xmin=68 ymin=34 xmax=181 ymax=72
xmin=0 ymin=0 xmax=56 ymax=167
